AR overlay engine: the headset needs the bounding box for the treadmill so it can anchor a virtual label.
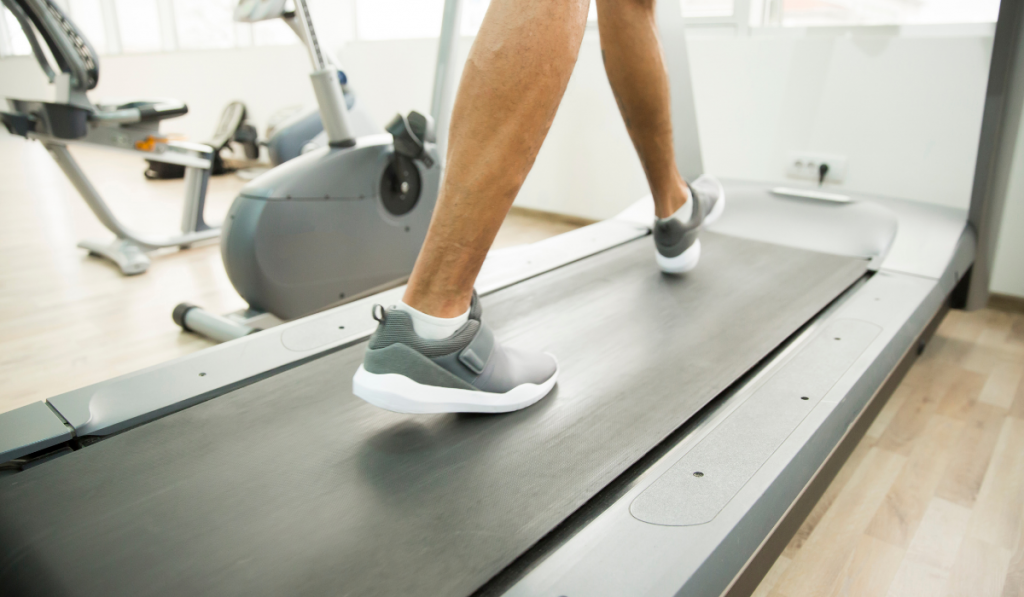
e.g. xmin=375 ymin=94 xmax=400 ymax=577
xmin=0 ymin=2 xmax=1019 ymax=596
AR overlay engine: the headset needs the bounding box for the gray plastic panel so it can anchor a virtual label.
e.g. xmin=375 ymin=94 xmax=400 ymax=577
xmin=0 ymin=402 xmax=72 ymax=463
xmin=708 ymin=182 xmax=899 ymax=266
xmin=630 ymin=318 xmax=880 ymax=527
xmin=0 ymin=233 xmax=866 ymax=597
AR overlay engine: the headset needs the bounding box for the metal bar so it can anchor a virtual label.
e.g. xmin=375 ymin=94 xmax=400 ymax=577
xmin=31 ymin=132 xmax=213 ymax=168
xmin=295 ymin=0 xmax=355 ymax=146
xmin=180 ymin=165 xmax=212 ymax=235
xmin=964 ymin=0 xmax=1024 ymax=309
xmin=431 ymin=0 xmax=464 ymax=161
xmin=656 ymin=0 xmax=704 ymax=181
xmin=45 ymin=143 xmax=218 ymax=249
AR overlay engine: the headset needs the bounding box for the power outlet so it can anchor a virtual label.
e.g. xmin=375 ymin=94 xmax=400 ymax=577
xmin=785 ymin=152 xmax=847 ymax=185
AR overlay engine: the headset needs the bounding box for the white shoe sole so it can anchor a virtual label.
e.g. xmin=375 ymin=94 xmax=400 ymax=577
xmin=656 ymin=180 xmax=726 ymax=274
xmin=656 ymin=238 xmax=702 ymax=274
xmin=352 ymin=361 xmax=559 ymax=414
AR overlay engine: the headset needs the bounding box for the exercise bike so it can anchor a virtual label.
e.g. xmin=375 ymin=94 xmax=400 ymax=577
xmin=173 ymin=0 xmax=463 ymax=342
xmin=1 ymin=0 xmax=220 ymax=275
xmin=228 ymin=0 xmax=384 ymax=168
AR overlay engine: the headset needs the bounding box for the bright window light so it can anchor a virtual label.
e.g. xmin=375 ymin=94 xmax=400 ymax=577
xmin=779 ymin=0 xmax=1000 ymax=26
xmin=462 ymin=0 xmax=594 ymax=35
xmin=114 ymin=0 xmax=162 ymax=53
xmin=2 ymin=7 xmax=32 ymax=56
xmin=355 ymin=0 xmax=444 ymax=40
xmin=358 ymin=0 xmax=596 ymax=40
xmin=67 ymin=0 xmax=108 ymax=54
xmin=681 ymin=0 xmax=735 ymax=18
xmin=461 ymin=0 xmax=489 ymax=35
xmin=252 ymin=19 xmax=296 ymax=46
xmin=174 ymin=0 xmax=237 ymax=50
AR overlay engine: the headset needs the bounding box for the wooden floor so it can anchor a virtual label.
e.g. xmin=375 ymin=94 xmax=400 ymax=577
xmin=3 ymin=133 xmax=1023 ymax=596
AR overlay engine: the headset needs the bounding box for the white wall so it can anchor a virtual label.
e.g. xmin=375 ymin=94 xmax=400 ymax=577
xmin=1 ymin=24 xmax=1020 ymax=297
xmin=342 ymin=28 xmax=996 ymax=218
xmin=690 ymin=30 xmax=993 ymax=210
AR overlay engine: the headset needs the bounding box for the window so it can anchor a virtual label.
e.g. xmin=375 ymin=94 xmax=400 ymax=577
xmin=251 ymin=20 xmax=295 ymax=46
xmin=0 ymin=0 xmax=305 ymax=58
xmin=68 ymin=0 xmax=109 ymax=54
xmin=1 ymin=6 xmax=32 ymax=56
xmin=772 ymin=0 xmax=1000 ymax=27
xmin=682 ymin=0 xmax=734 ymax=18
xmin=355 ymin=0 xmax=444 ymax=41
xmin=355 ymin=0 xmax=595 ymax=41
xmin=114 ymin=0 xmax=162 ymax=53
xmin=174 ymin=0 xmax=237 ymax=50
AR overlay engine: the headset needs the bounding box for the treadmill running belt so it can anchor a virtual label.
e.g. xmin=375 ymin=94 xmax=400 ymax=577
xmin=0 ymin=233 xmax=867 ymax=597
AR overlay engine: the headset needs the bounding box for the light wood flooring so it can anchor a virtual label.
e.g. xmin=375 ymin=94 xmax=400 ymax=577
xmin=3 ymin=132 xmax=1023 ymax=596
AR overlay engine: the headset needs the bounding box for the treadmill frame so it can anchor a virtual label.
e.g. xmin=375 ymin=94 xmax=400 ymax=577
xmin=495 ymin=227 xmax=975 ymax=597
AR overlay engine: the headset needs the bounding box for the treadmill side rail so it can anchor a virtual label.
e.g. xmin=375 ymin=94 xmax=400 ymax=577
xmin=0 ymin=402 xmax=73 ymax=464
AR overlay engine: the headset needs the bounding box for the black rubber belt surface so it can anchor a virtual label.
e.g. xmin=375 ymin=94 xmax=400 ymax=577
xmin=0 ymin=233 xmax=867 ymax=597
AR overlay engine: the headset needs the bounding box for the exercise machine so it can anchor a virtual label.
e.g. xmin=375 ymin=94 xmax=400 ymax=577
xmin=1 ymin=0 xmax=219 ymax=275
xmin=231 ymin=0 xmax=383 ymax=167
xmin=142 ymin=100 xmax=258 ymax=179
xmin=1 ymin=0 xmax=1018 ymax=596
xmin=172 ymin=0 xmax=461 ymax=342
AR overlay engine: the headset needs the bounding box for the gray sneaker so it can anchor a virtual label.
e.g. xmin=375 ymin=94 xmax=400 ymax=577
xmin=653 ymin=174 xmax=726 ymax=274
xmin=352 ymin=292 xmax=559 ymax=414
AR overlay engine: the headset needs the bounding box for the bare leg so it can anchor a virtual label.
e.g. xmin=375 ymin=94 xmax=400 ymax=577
xmin=402 ymin=0 xmax=591 ymax=318
xmin=596 ymin=0 xmax=688 ymax=219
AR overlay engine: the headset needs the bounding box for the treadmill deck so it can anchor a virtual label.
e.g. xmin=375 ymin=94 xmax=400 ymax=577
xmin=0 ymin=233 xmax=867 ymax=597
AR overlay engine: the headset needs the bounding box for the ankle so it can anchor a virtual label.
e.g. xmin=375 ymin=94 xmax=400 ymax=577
xmin=401 ymin=288 xmax=473 ymax=320
xmin=395 ymin=300 xmax=470 ymax=340
xmin=654 ymin=182 xmax=691 ymax=219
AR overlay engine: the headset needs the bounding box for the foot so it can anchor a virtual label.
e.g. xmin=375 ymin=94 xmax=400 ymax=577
xmin=353 ymin=291 xmax=558 ymax=414
xmin=653 ymin=174 xmax=726 ymax=274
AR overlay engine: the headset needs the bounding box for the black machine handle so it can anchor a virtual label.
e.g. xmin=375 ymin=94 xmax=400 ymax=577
xmin=385 ymin=111 xmax=436 ymax=168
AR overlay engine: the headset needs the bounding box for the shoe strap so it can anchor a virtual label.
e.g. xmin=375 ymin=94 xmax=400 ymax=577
xmin=458 ymin=322 xmax=495 ymax=375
